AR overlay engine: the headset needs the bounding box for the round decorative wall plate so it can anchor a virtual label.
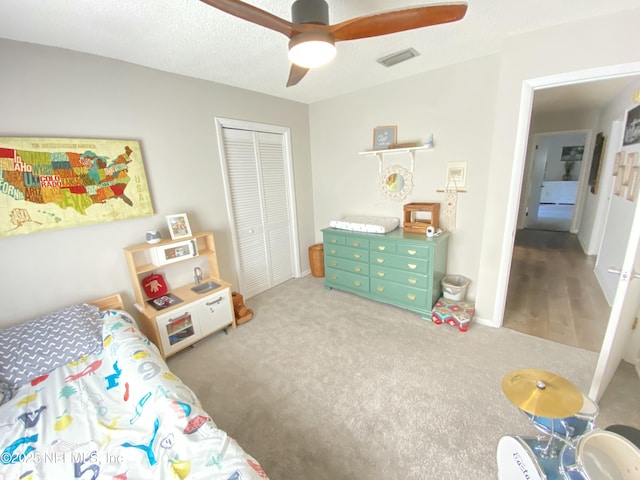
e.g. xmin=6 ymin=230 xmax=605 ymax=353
xmin=379 ymin=164 xmax=414 ymax=201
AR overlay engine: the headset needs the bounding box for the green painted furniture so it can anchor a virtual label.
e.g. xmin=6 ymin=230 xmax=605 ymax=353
xmin=322 ymin=228 xmax=449 ymax=319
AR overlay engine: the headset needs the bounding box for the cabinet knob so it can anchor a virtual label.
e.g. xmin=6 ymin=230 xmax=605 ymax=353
xmin=407 ymin=249 xmax=417 ymax=255
xmin=330 ymin=249 xmax=337 ymax=254
xmin=354 ymin=281 xmax=361 ymax=287
xmin=330 ymin=261 xmax=337 ymax=267
xmin=354 ymin=267 xmax=361 ymax=272
xmin=407 ymin=294 xmax=416 ymax=301
xmin=376 ymin=258 xmax=384 ymax=263
xmin=377 ymin=245 xmax=386 ymax=251
xmin=408 ymin=263 xmax=417 ymax=270
xmin=376 ymin=272 xmax=385 ymax=277
xmin=354 ymin=254 xmax=361 ymax=259
xmin=376 ymin=286 xmax=384 ymax=292
xmin=352 ymin=242 xmax=360 ymax=247
xmin=408 ymin=278 xmax=417 ymax=284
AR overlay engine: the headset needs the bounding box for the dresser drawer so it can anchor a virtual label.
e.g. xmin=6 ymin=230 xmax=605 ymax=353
xmin=324 ymin=232 xmax=346 ymax=245
xmin=325 ymin=244 xmax=368 ymax=262
xmin=370 ymin=279 xmax=428 ymax=308
xmin=326 ymin=267 xmax=369 ymax=292
xmin=370 ymin=265 xmax=428 ymax=289
xmin=396 ymin=243 xmax=432 ymax=258
xmin=369 ymin=238 xmax=396 ymax=254
xmin=343 ymin=236 xmax=369 ymax=250
xmin=370 ymin=251 xmax=429 ymax=274
xmin=326 ymin=256 xmax=370 ymax=275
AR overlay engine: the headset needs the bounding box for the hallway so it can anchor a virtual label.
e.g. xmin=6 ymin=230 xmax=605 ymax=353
xmin=503 ymin=229 xmax=611 ymax=352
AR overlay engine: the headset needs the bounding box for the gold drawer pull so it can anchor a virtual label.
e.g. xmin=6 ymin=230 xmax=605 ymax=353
xmin=376 ymin=258 xmax=384 ymax=263
xmin=330 ymin=249 xmax=337 ymax=254
xmin=407 ymin=294 xmax=416 ymax=301
xmin=354 ymin=281 xmax=361 ymax=287
xmin=377 ymin=245 xmax=386 ymax=251
xmin=354 ymin=253 xmax=361 ymax=259
xmin=331 ymin=239 xmax=337 ymax=243
xmin=330 ymin=275 xmax=337 ymax=280
xmin=407 ymin=249 xmax=417 ymax=255
xmin=408 ymin=263 xmax=417 ymax=270
xmin=352 ymin=241 xmax=360 ymax=247
xmin=408 ymin=278 xmax=417 ymax=284
xmin=376 ymin=272 xmax=385 ymax=277
xmin=329 ymin=262 xmax=337 ymax=267
xmin=377 ymin=286 xmax=384 ymax=292
xmin=354 ymin=267 xmax=361 ymax=272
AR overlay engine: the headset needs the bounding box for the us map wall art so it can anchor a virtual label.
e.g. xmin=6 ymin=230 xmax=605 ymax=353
xmin=0 ymin=138 xmax=154 ymax=238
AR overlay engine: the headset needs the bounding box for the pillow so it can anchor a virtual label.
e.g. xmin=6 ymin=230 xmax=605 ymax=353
xmin=0 ymin=303 xmax=103 ymax=389
xmin=0 ymin=381 xmax=13 ymax=406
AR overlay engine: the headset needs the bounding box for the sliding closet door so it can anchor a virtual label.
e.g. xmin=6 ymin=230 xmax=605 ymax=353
xmin=217 ymin=119 xmax=299 ymax=298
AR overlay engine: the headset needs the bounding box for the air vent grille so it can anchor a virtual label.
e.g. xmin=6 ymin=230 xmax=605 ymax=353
xmin=376 ymin=48 xmax=420 ymax=68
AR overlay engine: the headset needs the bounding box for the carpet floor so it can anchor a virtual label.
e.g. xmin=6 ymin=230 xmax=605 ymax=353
xmin=168 ymin=275 xmax=640 ymax=479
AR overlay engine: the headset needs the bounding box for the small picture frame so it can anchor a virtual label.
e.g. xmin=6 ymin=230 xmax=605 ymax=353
xmin=627 ymin=166 xmax=640 ymax=202
xmin=623 ymin=152 xmax=638 ymax=186
xmin=373 ymin=126 xmax=397 ymax=150
xmin=166 ymin=213 xmax=192 ymax=240
xmin=445 ymin=162 xmax=467 ymax=189
xmin=613 ymin=151 xmax=625 ymax=175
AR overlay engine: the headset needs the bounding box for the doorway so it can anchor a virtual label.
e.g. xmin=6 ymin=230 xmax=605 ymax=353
xmin=524 ymin=132 xmax=587 ymax=232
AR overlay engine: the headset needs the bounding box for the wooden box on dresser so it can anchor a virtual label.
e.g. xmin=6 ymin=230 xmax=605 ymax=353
xmin=322 ymin=228 xmax=449 ymax=319
xmin=123 ymin=232 xmax=235 ymax=358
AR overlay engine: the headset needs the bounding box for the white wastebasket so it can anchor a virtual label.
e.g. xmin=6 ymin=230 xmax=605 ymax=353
xmin=441 ymin=275 xmax=470 ymax=301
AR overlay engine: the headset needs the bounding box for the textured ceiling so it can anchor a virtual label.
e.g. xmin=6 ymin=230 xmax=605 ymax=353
xmin=0 ymin=0 xmax=638 ymax=105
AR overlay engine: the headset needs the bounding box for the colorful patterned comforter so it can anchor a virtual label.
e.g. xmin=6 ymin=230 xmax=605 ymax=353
xmin=0 ymin=309 xmax=268 ymax=479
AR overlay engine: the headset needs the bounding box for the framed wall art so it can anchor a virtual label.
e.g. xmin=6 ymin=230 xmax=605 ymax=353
xmin=588 ymin=133 xmax=605 ymax=194
xmin=623 ymin=104 xmax=640 ymax=146
xmin=166 ymin=213 xmax=192 ymax=240
xmin=373 ymin=126 xmax=397 ymax=150
xmin=0 ymin=137 xmax=153 ymax=238
xmin=445 ymin=162 xmax=468 ymax=189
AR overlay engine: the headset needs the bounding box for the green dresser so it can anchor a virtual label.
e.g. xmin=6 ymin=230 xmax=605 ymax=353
xmin=322 ymin=228 xmax=449 ymax=319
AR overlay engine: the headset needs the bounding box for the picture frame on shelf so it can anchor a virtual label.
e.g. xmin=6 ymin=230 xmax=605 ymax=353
xmin=627 ymin=166 xmax=640 ymax=202
xmin=623 ymin=104 xmax=640 ymax=146
xmin=166 ymin=213 xmax=192 ymax=240
xmin=373 ymin=125 xmax=397 ymax=150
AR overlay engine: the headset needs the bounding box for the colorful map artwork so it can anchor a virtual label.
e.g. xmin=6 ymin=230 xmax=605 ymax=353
xmin=0 ymin=138 xmax=154 ymax=238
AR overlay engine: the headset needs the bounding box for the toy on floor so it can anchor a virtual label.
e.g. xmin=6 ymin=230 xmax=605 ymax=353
xmin=232 ymin=291 xmax=254 ymax=325
xmin=431 ymin=297 xmax=475 ymax=332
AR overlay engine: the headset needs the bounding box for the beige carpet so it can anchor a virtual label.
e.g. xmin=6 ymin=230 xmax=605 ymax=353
xmin=168 ymin=275 xmax=640 ymax=479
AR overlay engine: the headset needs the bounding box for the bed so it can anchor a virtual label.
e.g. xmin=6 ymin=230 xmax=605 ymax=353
xmin=0 ymin=294 xmax=268 ymax=479
xmin=329 ymin=215 xmax=400 ymax=234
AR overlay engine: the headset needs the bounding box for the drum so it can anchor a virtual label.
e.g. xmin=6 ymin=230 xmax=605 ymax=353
xmin=560 ymin=429 xmax=640 ymax=479
xmin=524 ymin=394 xmax=598 ymax=441
xmin=497 ymin=435 xmax=563 ymax=480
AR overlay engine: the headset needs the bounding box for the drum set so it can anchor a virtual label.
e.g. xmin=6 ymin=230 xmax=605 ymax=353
xmin=497 ymin=368 xmax=640 ymax=479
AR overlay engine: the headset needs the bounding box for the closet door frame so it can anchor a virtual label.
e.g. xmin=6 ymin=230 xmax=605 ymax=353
xmin=215 ymin=117 xmax=301 ymax=295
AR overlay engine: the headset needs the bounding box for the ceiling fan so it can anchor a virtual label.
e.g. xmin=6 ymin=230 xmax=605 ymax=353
xmin=199 ymin=0 xmax=468 ymax=87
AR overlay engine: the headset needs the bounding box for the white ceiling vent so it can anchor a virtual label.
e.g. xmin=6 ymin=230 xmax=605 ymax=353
xmin=376 ymin=48 xmax=420 ymax=68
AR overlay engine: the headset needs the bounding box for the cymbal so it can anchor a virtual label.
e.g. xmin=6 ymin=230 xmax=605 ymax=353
xmin=502 ymin=369 xmax=584 ymax=419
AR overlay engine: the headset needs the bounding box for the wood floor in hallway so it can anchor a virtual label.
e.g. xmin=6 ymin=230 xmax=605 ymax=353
xmin=503 ymin=229 xmax=611 ymax=352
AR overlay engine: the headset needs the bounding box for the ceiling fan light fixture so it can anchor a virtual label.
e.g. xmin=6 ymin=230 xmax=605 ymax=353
xmin=288 ymin=32 xmax=336 ymax=69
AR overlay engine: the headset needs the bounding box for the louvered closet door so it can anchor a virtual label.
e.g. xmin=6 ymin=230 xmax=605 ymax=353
xmin=221 ymin=127 xmax=294 ymax=298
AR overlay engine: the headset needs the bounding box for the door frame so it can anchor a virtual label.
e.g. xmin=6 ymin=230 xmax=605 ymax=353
xmin=495 ymin=62 xmax=640 ymax=330
xmin=215 ymin=117 xmax=302 ymax=295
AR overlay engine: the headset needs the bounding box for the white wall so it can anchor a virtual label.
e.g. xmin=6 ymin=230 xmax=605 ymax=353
xmin=0 ymin=39 xmax=315 ymax=325
xmin=475 ymin=7 xmax=640 ymax=326
xmin=309 ymin=55 xmax=500 ymax=306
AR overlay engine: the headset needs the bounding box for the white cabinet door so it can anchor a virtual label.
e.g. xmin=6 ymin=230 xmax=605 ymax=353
xmin=217 ymin=119 xmax=298 ymax=299
xmin=198 ymin=289 xmax=234 ymax=337
xmin=156 ymin=306 xmax=201 ymax=356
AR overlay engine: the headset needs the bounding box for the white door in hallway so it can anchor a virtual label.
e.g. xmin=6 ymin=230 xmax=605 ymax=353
xmin=217 ymin=118 xmax=299 ymax=299
xmin=589 ymin=144 xmax=640 ymax=401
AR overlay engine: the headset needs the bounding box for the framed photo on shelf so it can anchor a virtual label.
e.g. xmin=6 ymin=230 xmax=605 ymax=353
xmin=373 ymin=126 xmax=397 ymax=150
xmin=166 ymin=213 xmax=192 ymax=240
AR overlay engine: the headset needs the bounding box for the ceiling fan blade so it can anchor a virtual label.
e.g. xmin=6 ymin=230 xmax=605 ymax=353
xmin=200 ymin=0 xmax=296 ymax=38
xmin=286 ymin=64 xmax=310 ymax=87
xmin=330 ymin=4 xmax=468 ymax=41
